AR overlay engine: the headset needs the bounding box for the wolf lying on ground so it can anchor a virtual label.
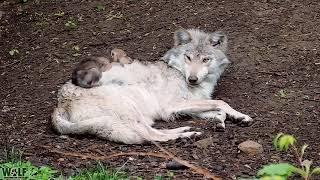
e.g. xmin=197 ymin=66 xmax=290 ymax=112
xmin=52 ymin=29 xmax=253 ymax=144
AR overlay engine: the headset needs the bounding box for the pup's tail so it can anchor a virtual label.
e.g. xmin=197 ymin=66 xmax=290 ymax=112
xmin=51 ymin=107 xmax=89 ymax=134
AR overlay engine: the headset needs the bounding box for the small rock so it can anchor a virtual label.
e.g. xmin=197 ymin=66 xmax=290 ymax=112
xmin=194 ymin=137 xmax=214 ymax=149
xmin=238 ymin=140 xmax=263 ymax=155
xmin=57 ymin=158 xmax=64 ymax=162
xmin=165 ymin=160 xmax=188 ymax=170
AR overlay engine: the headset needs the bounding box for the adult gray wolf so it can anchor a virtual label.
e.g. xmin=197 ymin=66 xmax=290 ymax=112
xmin=52 ymin=29 xmax=253 ymax=144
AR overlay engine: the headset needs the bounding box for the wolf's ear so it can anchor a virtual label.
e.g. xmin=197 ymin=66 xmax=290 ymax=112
xmin=209 ymin=31 xmax=228 ymax=52
xmin=174 ymin=29 xmax=192 ymax=46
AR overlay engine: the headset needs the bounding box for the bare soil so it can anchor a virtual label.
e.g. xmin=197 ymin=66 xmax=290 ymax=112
xmin=0 ymin=0 xmax=319 ymax=179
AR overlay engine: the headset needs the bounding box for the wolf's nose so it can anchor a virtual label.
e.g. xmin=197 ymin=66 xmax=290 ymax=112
xmin=188 ymin=76 xmax=198 ymax=84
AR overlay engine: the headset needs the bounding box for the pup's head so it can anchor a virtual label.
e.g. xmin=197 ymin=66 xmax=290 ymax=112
xmin=162 ymin=29 xmax=230 ymax=86
xmin=71 ymin=57 xmax=110 ymax=88
xmin=111 ymin=48 xmax=133 ymax=65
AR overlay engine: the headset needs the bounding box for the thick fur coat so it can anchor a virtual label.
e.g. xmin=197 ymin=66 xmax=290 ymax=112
xmin=52 ymin=29 xmax=252 ymax=144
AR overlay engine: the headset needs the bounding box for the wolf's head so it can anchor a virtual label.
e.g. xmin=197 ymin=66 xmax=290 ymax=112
xmin=162 ymin=29 xmax=230 ymax=86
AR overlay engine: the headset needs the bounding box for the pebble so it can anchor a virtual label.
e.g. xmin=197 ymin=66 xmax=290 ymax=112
xmin=165 ymin=160 xmax=188 ymax=170
xmin=238 ymin=140 xmax=263 ymax=155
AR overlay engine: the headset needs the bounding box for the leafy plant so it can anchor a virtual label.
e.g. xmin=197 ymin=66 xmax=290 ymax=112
xmin=96 ymin=5 xmax=106 ymax=12
xmin=154 ymin=171 xmax=174 ymax=180
xmin=0 ymin=161 xmax=59 ymax=179
xmin=278 ymin=90 xmax=288 ymax=98
xmin=258 ymin=133 xmax=320 ymax=180
xmin=65 ymin=19 xmax=78 ymax=30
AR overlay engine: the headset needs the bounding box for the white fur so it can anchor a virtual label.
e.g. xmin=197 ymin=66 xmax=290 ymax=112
xmin=52 ymin=29 xmax=252 ymax=144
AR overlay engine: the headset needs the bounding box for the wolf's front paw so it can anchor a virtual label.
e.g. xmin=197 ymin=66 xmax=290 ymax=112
xmin=216 ymin=123 xmax=226 ymax=131
xmin=239 ymin=115 xmax=253 ymax=127
xmin=180 ymin=131 xmax=202 ymax=138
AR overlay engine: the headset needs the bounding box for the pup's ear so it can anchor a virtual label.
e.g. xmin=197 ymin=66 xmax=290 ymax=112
xmin=174 ymin=29 xmax=192 ymax=46
xmin=209 ymin=31 xmax=228 ymax=52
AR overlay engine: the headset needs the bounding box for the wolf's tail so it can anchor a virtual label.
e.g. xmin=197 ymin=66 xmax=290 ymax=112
xmin=51 ymin=107 xmax=89 ymax=134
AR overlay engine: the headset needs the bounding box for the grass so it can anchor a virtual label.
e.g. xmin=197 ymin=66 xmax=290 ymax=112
xmin=0 ymin=147 xmax=174 ymax=180
xmin=0 ymin=147 xmax=59 ymax=179
xmin=69 ymin=162 xmax=128 ymax=180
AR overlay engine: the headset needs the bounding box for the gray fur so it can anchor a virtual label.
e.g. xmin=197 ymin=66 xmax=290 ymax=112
xmin=52 ymin=29 xmax=252 ymax=144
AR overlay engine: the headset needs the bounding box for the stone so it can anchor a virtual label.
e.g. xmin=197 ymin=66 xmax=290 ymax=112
xmin=194 ymin=137 xmax=214 ymax=149
xmin=238 ymin=140 xmax=263 ymax=155
xmin=165 ymin=160 xmax=188 ymax=170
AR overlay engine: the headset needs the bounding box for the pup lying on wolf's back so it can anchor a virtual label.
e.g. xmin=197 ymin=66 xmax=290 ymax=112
xmin=72 ymin=49 xmax=132 ymax=88
xmin=71 ymin=56 xmax=111 ymax=88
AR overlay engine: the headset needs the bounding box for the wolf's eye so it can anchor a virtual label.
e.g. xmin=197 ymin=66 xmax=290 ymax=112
xmin=202 ymin=58 xmax=210 ymax=63
xmin=185 ymin=55 xmax=191 ymax=62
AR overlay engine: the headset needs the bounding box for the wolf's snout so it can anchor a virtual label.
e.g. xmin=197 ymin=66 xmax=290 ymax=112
xmin=188 ymin=76 xmax=198 ymax=84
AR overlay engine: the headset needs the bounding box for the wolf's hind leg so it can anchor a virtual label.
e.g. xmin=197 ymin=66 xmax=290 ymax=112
xmin=134 ymin=122 xmax=201 ymax=142
xmin=159 ymin=126 xmax=192 ymax=134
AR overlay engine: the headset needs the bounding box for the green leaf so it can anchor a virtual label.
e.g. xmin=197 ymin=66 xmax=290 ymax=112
xmin=96 ymin=5 xmax=105 ymax=11
xmin=301 ymin=144 xmax=308 ymax=156
xmin=274 ymin=134 xmax=296 ymax=151
xmin=257 ymin=163 xmax=298 ymax=177
xmin=311 ymin=167 xmax=320 ymax=175
xmin=273 ymin=133 xmax=284 ymax=149
xmin=260 ymin=176 xmax=286 ymax=180
xmin=278 ymin=90 xmax=288 ymax=98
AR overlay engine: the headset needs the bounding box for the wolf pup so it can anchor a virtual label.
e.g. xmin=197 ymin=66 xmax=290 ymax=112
xmin=111 ymin=48 xmax=133 ymax=65
xmin=53 ymin=29 xmax=253 ymax=144
xmin=71 ymin=57 xmax=111 ymax=88
xmin=72 ymin=49 xmax=132 ymax=88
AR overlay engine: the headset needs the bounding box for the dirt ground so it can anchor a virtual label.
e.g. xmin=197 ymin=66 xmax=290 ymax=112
xmin=0 ymin=0 xmax=319 ymax=179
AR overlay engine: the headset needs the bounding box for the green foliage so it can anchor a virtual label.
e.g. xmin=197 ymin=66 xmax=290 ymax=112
xmin=96 ymin=5 xmax=106 ymax=12
xmin=69 ymin=162 xmax=128 ymax=180
xmin=258 ymin=163 xmax=298 ymax=178
xmin=311 ymin=168 xmax=320 ymax=175
xmin=278 ymin=89 xmax=288 ymax=98
xmin=258 ymin=133 xmax=320 ymax=180
xmin=0 ymin=148 xmax=171 ymax=180
xmin=65 ymin=19 xmax=78 ymax=29
xmin=154 ymin=171 xmax=174 ymax=180
xmin=260 ymin=176 xmax=286 ymax=180
xmin=273 ymin=133 xmax=296 ymax=151
xmin=0 ymin=161 xmax=58 ymax=180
